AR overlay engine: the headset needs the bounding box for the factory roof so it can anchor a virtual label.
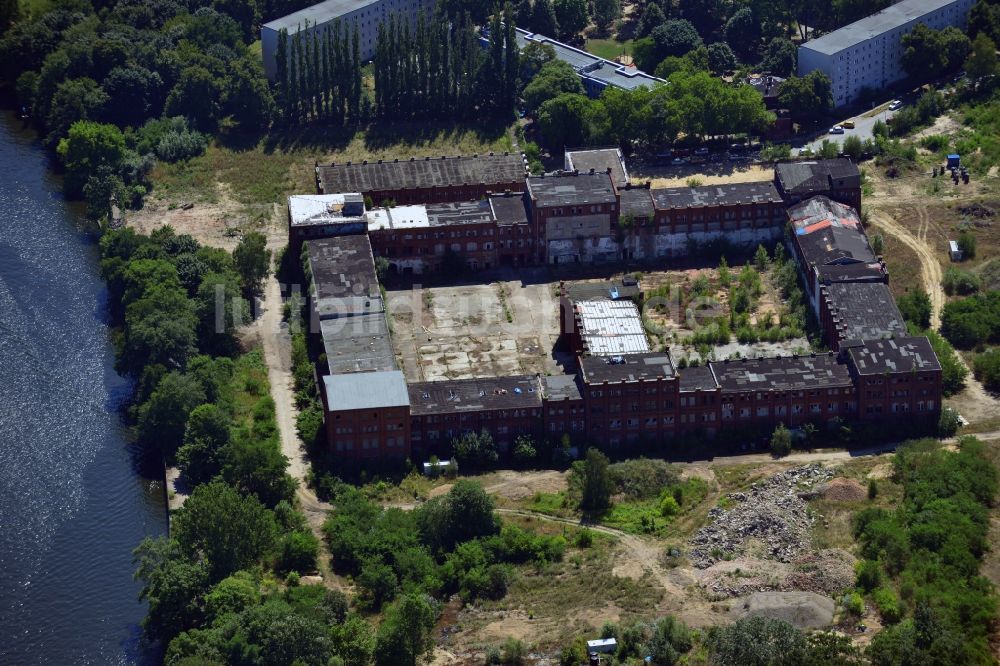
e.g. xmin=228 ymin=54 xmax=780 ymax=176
xmin=788 ymin=195 xmax=862 ymax=234
xmin=651 ymin=181 xmax=783 ymax=209
xmin=365 ymin=200 xmax=494 ymax=231
xmin=323 ymin=370 xmax=410 ymax=412
xmin=564 ymin=278 xmax=641 ymax=302
xmin=320 ymin=314 xmax=396 ymax=375
xmin=306 ymin=235 xmax=380 ymax=303
xmin=823 ymin=283 xmax=907 ymax=343
xmin=844 ymin=337 xmax=941 ymax=375
xmin=541 ymin=373 xmax=584 ymax=401
xmin=316 ymin=152 xmax=525 ymax=194
xmin=527 ymin=172 xmax=617 ymax=208
xmin=407 ymin=375 xmax=542 ymax=415
xmin=513 ymin=28 xmax=664 ymax=90
xmin=488 ymin=192 xmax=531 ymax=226
xmin=565 ymin=147 xmax=629 ymax=186
xmin=263 ymin=0 xmax=383 ymax=32
xmin=575 ymin=299 xmax=650 ymax=356
xmin=800 ymin=0 xmax=966 ymax=56
xmin=289 ymin=193 xmax=365 ymax=228
xmin=580 ymin=352 xmax=676 ymax=384
xmin=796 ymin=223 xmax=877 ymax=268
xmin=776 ymin=160 xmax=860 ymax=195
xmin=619 ymin=186 xmax=655 ymax=219
xmin=678 ymin=365 xmax=719 ymax=392
xmin=711 ymin=353 xmax=853 ymax=392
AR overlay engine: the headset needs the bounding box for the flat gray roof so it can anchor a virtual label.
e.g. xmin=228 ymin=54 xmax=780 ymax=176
xmin=324 ymin=370 xmax=410 ymax=412
xmin=527 ymin=172 xmax=617 ymax=207
xmin=580 ymin=352 xmax=675 ymax=384
xmin=565 ymin=148 xmax=628 ymax=186
xmin=317 ymin=153 xmax=526 ymax=194
xmin=844 ymin=337 xmax=941 ymax=374
xmin=801 ymin=0 xmax=967 ymax=55
xmin=652 ymin=181 xmax=782 ymax=209
xmin=264 ymin=0 xmax=379 ymax=32
xmin=824 ymin=282 xmax=907 ymax=343
xmin=320 ymin=314 xmax=396 ymax=374
xmin=408 ymin=375 xmax=542 ymax=415
xmin=711 ymin=353 xmax=852 ymax=392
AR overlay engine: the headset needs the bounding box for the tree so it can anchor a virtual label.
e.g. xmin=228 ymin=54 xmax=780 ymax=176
xmin=522 ymin=59 xmax=585 ymax=112
xmin=842 ymin=134 xmax=864 ymax=161
xmin=530 ymin=0 xmax=559 ymax=36
xmin=138 ymin=372 xmax=207 ymax=460
xmin=119 ymin=285 xmax=199 ymax=376
xmin=759 ymin=37 xmax=797 ymax=77
xmin=902 ymin=24 xmax=948 ymax=80
xmin=204 ymin=571 xmax=259 ymax=621
xmin=707 ymin=616 xmax=808 ymax=665
xmin=224 ymin=55 xmax=275 ymax=128
xmin=222 ymin=436 xmax=297 ymax=508
xmin=538 ymin=93 xmax=601 ymax=149
xmin=446 ymin=479 xmax=500 ymax=544
xmin=646 ymin=616 xmax=693 ymax=665
xmin=171 ymin=481 xmax=279 ymax=581
xmin=195 ymin=270 xmax=247 ymax=355
xmin=164 ymin=66 xmax=222 ymax=132
xmin=958 ymin=230 xmax=977 ymax=259
xmin=56 ymin=120 xmax=126 ymax=198
xmin=43 ymin=77 xmax=110 ymax=150
xmin=635 ymin=3 xmax=666 ymax=39
xmin=513 ymin=435 xmax=537 ymax=465
xmin=593 ymin=0 xmax=621 ymax=33
xmin=579 ymin=448 xmax=612 ymax=514
xmin=973 ymin=348 xmax=1000 ymax=392
xmin=770 ymin=423 xmax=792 ymax=457
xmin=374 ymin=593 xmax=438 ymax=666
xmin=278 ymin=529 xmax=320 ymax=574
xmin=725 ymin=7 xmax=761 ymax=60
xmin=133 ymin=537 xmax=209 ymax=642
xmin=969 ymin=0 xmax=1000 ymax=44
xmin=651 ymin=20 xmax=703 ymax=60
xmin=452 ymin=428 xmax=499 ymax=468
xmin=102 ymin=65 xmax=164 ymax=128
xmin=0 ymin=0 xmax=19 ymax=31
xmin=897 ymin=288 xmax=932 ymax=329
xmin=233 ymin=231 xmax=272 ymax=299
xmin=553 ymin=0 xmax=588 ymax=39
xmin=966 ymin=33 xmax=1000 ymax=85
xmin=176 ymin=403 xmax=231 ymax=485
xmin=706 ymin=42 xmax=737 ymax=75
xmin=777 ymin=71 xmax=832 ymax=120
xmin=521 ymin=40 xmax=558 ymax=78
xmin=941 ymin=26 xmax=972 ymax=72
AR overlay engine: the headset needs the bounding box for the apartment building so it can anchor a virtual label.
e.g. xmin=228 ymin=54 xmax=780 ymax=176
xmin=797 ymin=0 xmax=976 ymax=107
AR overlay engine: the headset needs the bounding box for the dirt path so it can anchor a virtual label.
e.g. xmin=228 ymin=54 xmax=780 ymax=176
xmin=255 ymin=272 xmax=332 ymax=529
xmin=868 ymin=208 xmax=944 ymax=327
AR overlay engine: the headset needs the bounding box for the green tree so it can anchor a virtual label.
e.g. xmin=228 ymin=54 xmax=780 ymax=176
xmin=759 ymin=37 xmax=797 ymax=77
xmin=635 ymin=3 xmax=666 ymax=38
xmin=224 ymin=55 xmax=275 ymax=128
xmin=538 ymin=92 xmax=601 ymax=149
xmin=373 ymin=593 xmax=438 ymax=666
xmin=966 ymin=33 xmax=1000 ymax=85
xmin=56 ymin=120 xmax=126 ymax=198
xmin=133 ymin=537 xmax=210 ymax=642
xmin=138 ymin=371 xmax=207 ymax=460
xmin=651 ymin=19 xmax=703 ymax=60
xmin=593 ymin=0 xmax=621 ymax=33
xmin=902 ymin=24 xmax=948 ymax=79
xmin=646 ymin=615 xmax=693 ymax=665
xmin=941 ymin=26 xmax=972 ymax=71
xmin=553 ymin=0 xmax=588 ymax=39
xmin=233 ymin=231 xmax=272 ymax=298
xmin=204 ymin=571 xmax=259 ymax=621
xmin=513 ymin=435 xmax=537 ymax=465
xmin=452 ymin=428 xmax=499 ymax=468
xmin=171 ymin=481 xmax=279 ymax=580
xmin=777 ymin=71 xmax=832 ymax=120
xmin=119 ymin=284 xmax=199 ymax=375
xmin=523 ymin=59 xmax=585 ymax=112
xmin=164 ymin=66 xmax=222 ymax=132
xmin=770 ymin=422 xmax=792 ymax=457
xmin=43 ymin=77 xmax=109 ymax=150
xmin=278 ymin=529 xmax=320 ymax=574
xmin=706 ymin=42 xmax=737 ymax=75
xmin=222 ymin=436 xmax=296 ymax=508
xmin=707 ymin=616 xmax=808 ymax=665
xmin=176 ymin=403 xmax=232 ymax=485
xmin=842 ymin=134 xmax=864 ymax=161
xmin=579 ymin=447 xmax=612 ymax=514
xmin=530 ymin=0 xmax=559 ymax=36
xmin=973 ymin=348 xmax=1000 ymax=392
xmin=725 ymin=7 xmax=761 ymax=60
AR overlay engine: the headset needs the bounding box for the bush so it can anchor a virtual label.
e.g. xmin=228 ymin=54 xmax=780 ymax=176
xmin=574 ymin=528 xmax=594 ymax=548
xmin=770 ymin=423 xmax=792 ymax=457
xmin=973 ymin=348 xmax=1000 ymax=392
xmin=843 ymin=591 xmax=865 ymax=616
xmin=873 ymin=587 xmax=903 ymax=624
xmin=942 ymin=266 xmax=981 ymax=295
xmin=659 ymin=494 xmax=681 ymax=518
xmin=856 ymin=559 xmax=882 ymax=592
xmin=957 ymin=231 xmax=977 ymax=259
xmin=278 ymin=529 xmax=320 ymax=574
xmin=938 ymin=406 xmax=961 ymax=436
xmin=868 ymin=479 xmax=878 ymax=500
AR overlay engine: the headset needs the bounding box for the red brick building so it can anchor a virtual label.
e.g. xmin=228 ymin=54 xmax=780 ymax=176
xmin=843 ymin=337 xmax=942 ymax=422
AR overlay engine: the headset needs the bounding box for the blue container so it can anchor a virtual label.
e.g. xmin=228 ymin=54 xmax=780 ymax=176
xmin=947 ymin=154 xmax=961 ymax=168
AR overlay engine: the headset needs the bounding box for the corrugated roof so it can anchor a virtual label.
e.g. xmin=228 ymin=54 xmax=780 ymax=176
xmin=323 ymin=371 xmax=410 ymax=411
xmin=576 ymin=300 xmax=649 ymax=356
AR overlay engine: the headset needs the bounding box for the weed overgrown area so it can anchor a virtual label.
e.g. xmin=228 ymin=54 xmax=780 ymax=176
xmin=584 ymin=38 xmax=633 ymax=61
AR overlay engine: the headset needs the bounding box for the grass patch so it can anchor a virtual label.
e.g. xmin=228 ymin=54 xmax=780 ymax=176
xmin=585 ymin=38 xmax=633 ymax=61
xmin=526 ymin=491 xmax=572 ymax=516
xmin=229 ymin=348 xmax=273 ymax=430
xmin=599 ymin=478 xmax=711 ymax=537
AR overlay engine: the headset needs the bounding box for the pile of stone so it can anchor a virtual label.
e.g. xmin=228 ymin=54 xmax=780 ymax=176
xmin=689 ymin=464 xmax=833 ymax=569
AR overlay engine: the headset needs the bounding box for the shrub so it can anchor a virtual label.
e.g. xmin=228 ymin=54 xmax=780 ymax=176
xmin=278 ymin=529 xmax=320 ymax=574
xmin=873 ymin=587 xmax=903 ymax=624
xmin=973 ymin=348 xmax=1000 ymax=392
xmin=770 ymin=423 xmax=792 ymax=457
xmin=856 ymin=559 xmax=882 ymax=592
xmin=938 ymin=406 xmax=961 ymax=437
xmin=868 ymin=479 xmax=878 ymax=500
xmin=942 ymin=266 xmax=981 ymax=295
xmin=957 ymin=231 xmax=977 ymax=259
xmin=659 ymin=494 xmax=681 ymax=518
xmin=843 ymin=591 xmax=864 ymax=616
xmin=574 ymin=528 xmax=594 ymax=548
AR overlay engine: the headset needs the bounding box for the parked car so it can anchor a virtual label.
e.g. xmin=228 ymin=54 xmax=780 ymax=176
xmin=842 ymin=120 xmax=855 ymax=129
xmin=694 ymin=147 xmax=710 ymax=156
xmin=888 ymin=99 xmax=903 ymax=110
xmin=829 ymin=125 xmax=845 ymax=134
xmin=671 ymin=157 xmax=687 ymax=166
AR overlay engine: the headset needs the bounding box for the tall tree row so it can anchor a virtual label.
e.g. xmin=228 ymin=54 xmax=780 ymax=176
xmin=275 ymin=19 xmax=364 ymax=126
xmin=373 ymin=7 xmax=518 ymax=121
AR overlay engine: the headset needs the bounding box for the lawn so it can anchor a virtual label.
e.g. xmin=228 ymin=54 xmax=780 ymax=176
xmin=585 ymin=38 xmax=633 ymax=62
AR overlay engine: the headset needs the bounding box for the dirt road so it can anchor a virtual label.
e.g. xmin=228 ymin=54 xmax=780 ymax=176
xmin=868 ymin=208 xmax=944 ymax=327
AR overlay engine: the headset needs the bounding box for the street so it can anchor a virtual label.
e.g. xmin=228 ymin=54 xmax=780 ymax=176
xmin=797 ymin=102 xmax=899 ymax=155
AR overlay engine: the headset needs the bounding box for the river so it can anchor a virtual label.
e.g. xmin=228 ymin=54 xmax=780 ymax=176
xmin=0 ymin=113 xmax=167 ymax=663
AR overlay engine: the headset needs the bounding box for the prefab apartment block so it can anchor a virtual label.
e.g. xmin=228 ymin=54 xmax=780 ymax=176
xmin=797 ymin=0 xmax=975 ymax=107
xmin=261 ymin=0 xmax=436 ymax=80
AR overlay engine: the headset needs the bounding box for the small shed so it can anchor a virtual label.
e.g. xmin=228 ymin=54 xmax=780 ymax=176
xmin=949 ymin=240 xmax=963 ymax=262
xmin=587 ymin=638 xmax=617 ymax=654
xmin=947 ymin=154 xmax=961 ymax=169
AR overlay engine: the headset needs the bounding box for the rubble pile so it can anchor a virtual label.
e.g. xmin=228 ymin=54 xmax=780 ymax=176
xmin=689 ymin=464 xmax=833 ymax=569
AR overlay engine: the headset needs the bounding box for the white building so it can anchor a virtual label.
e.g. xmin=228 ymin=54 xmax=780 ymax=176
xmin=797 ymin=0 xmax=975 ymax=107
xmin=261 ymin=0 xmax=436 ymax=80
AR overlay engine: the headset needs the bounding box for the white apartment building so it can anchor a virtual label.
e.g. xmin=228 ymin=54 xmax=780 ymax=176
xmin=797 ymin=0 xmax=976 ymax=107
xmin=261 ymin=0 xmax=436 ymax=80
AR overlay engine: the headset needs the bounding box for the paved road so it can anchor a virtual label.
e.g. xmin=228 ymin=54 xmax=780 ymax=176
xmin=797 ymin=103 xmax=899 ymax=155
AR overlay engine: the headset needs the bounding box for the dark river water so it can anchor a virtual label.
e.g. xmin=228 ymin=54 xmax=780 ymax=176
xmin=0 ymin=113 xmax=167 ymax=663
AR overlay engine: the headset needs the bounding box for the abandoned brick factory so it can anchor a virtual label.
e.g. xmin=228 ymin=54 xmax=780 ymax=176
xmin=291 ymin=149 xmax=942 ymax=461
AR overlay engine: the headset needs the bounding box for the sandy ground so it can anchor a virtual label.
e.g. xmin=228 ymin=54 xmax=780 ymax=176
xmin=633 ymin=164 xmax=775 ymax=189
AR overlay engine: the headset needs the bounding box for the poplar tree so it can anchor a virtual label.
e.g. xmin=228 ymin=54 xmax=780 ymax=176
xmin=320 ymin=29 xmax=330 ymax=120
xmin=350 ymin=24 xmax=362 ymax=120
xmin=310 ymin=26 xmax=320 ymax=119
xmin=288 ymin=28 xmax=300 ymax=123
xmin=296 ymin=22 xmax=308 ymax=122
xmin=276 ymin=28 xmax=289 ymax=114
xmin=503 ymin=3 xmax=519 ymax=117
